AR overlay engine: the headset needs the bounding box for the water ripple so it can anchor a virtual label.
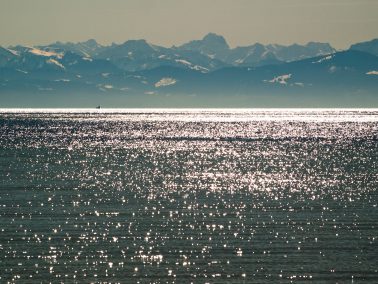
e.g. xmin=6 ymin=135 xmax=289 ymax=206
xmin=0 ymin=109 xmax=377 ymax=283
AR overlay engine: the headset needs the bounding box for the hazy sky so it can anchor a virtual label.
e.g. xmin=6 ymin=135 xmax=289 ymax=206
xmin=1 ymin=0 xmax=377 ymax=49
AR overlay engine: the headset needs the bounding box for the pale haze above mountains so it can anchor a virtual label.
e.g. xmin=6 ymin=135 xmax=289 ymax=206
xmin=1 ymin=34 xmax=378 ymax=107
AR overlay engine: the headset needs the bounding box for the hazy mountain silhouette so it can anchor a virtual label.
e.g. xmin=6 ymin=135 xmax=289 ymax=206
xmin=0 ymin=35 xmax=377 ymax=107
xmin=350 ymin=38 xmax=378 ymax=57
xmin=177 ymin=33 xmax=335 ymax=66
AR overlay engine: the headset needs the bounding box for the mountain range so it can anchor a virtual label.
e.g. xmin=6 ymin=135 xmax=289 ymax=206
xmin=0 ymin=33 xmax=377 ymax=107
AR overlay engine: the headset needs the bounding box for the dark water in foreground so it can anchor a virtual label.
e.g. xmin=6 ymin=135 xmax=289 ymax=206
xmin=0 ymin=109 xmax=378 ymax=283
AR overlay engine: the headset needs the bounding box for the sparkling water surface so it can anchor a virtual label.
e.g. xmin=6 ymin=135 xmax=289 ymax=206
xmin=0 ymin=109 xmax=378 ymax=283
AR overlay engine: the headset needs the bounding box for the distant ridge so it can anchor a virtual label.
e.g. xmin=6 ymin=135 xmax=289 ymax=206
xmin=3 ymin=33 xmax=337 ymax=72
xmin=350 ymin=38 xmax=378 ymax=57
xmin=0 ymin=35 xmax=378 ymax=107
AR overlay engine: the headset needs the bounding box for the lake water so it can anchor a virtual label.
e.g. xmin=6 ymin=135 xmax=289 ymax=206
xmin=1 ymin=109 xmax=378 ymax=283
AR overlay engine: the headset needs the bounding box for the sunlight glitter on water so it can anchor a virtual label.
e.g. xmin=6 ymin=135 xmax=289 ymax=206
xmin=2 ymin=108 xmax=378 ymax=122
xmin=0 ymin=109 xmax=377 ymax=282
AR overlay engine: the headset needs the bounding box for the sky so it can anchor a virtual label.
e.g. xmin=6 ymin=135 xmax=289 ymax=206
xmin=0 ymin=0 xmax=377 ymax=49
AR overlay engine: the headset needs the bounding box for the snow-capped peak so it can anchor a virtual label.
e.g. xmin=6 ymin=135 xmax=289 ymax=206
xmin=46 ymin=58 xmax=65 ymax=69
xmin=266 ymin=74 xmax=292 ymax=85
xmin=155 ymin=77 xmax=177 ymax=88
xmin=28 ymin=47 xmax=63 ymax=58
